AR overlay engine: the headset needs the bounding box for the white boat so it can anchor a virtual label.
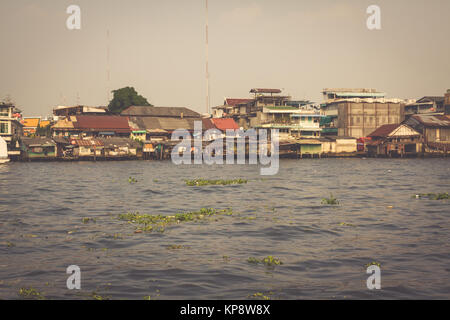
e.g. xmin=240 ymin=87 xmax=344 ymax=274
xmin=0 ymin=136 xmax=10 ymax=164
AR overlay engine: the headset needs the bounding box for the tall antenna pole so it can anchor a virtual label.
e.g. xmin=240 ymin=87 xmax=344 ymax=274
xmin=205 ymin=0 xmax=210 ymax=114
xmin=107 ymin=29 xmax=111 ymax=104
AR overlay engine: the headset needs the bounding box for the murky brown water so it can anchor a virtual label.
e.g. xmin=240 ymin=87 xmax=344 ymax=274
xmin=0 ymin=158 xmax=449 ymax=299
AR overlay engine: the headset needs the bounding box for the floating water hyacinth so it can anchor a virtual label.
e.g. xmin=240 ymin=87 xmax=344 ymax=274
xmin=118 ymin=208 xmax=234 ymax=232
xmin=247 ymin=256 xmax=283 ymax=266
xmin=321 ymin=194 xmax=339 ymax=205
xmin=18 ymin=287 xmax=45 ymax=300
xmin=128 ymin=177 xmax=138 ymax=184
xmin=184 ymin=178 xmax=247 ymax=186
xmin=413 ymin=193 xmax=449 ymax=200
xmin=250 ymin=292 xmax=272 ymax=300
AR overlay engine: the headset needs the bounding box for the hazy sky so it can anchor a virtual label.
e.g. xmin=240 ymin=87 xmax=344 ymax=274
xmin=0 ymin=0 xmax=449 ymax=116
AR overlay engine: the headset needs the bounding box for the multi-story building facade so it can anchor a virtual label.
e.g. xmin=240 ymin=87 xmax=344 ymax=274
xmin=320 ymin=88 xmax=405 ymax=139
xmin=405 ymin=96 xmax=445 ymax=116
xmin=213 ymin=88 xmax=322 ymax=139
xmin=0 ymin=104 xmax=23 ymax=152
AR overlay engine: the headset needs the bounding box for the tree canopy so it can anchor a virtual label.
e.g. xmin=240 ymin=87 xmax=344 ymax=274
xmin=108 ymin=87 xmax=152 ymax=114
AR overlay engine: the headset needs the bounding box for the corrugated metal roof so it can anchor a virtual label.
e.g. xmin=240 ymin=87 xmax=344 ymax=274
xmin=325 ymin=98 xmax=405 ymax=104
xmin=411 ymin=114 xmax=450 ymax=128
xmin=158 ymin=118 xmax=196 ymax=131
xmin=129 ymin=116 xmax=200 ymax=131
xmin=368 ymin=124 xmax=400 ymax=138
xmin=70 ymin=139 xmax=104 ymax=147
xmin=52 ymin=119 xmax=74 ymax=129
xmin=369 ymin=124 xmax=421 ymax=138
xmin=225 ymin=98 xmax=254 ymax=106
xmin=53 ymin=137 xmax=70 ymax=144
xmin=416 ymin=96 xmax=444 ymax=104
xmin=335 ymin=92 xmax=385 ymax=97
xmin=22 ymin=137 xmax=55 ymax=147
xmin=250 ymin=88 xmax=282 ymax=94
xmin=73 ymin=115 xmax=131 ymax=133
xmin=121 ymin=106 xmax=200 ymax=118
xmin=97 ymin=137 xmax=141 ymax=148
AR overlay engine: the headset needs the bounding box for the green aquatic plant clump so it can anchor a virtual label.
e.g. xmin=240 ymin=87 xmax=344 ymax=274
xmin=82 ymin=217 xmax=96 ymax=224
xmin=321 ymin=193 xmax=339 ymax=205
xmin=118 ymin=208 xmax=234 ymax=232
xmin=250 ymin=292 xmax=272 ymax=300
xmin=128 ymin=177 xmax=138 ymax=184
xmin=185 ymin=178 xmax=248 ymax=186
xmin=413 ymin=193 xmax=449 ymax=200
xmin=18 ymin=287 xmax=45 ymax=300
xmin=247 ymin=256 xmax=283 ymax=266
xmin=262 ymin=256 xmax=283 ymax=266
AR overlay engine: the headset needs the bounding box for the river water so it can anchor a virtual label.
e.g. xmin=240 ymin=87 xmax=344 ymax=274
xmin=0 ymin=158 xmax=449 ymax=299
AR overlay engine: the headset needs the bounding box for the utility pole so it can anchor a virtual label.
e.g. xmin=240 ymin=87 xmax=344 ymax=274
xmin=205 ymin=0 xmax=210 ymax=115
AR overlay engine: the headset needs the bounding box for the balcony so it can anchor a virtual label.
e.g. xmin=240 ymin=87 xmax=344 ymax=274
xmin=259 ymin=120 xmax=321 ymax=130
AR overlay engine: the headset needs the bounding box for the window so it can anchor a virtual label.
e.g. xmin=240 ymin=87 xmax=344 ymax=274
xmin=0 ymin=122 xmax=9 ymax=134
xmin=0 ymin=107 xmax=9 ymax=117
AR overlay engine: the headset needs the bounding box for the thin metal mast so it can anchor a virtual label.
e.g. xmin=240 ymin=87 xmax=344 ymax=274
xmin=107 ymin=29 xmax=111 ymax=104
xmin=205 ymin=0 xmax=210 ymax=114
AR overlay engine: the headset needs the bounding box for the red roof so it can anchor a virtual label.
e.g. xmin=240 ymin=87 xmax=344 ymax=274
xmin=211 ymin=118 xmax=240 ymax=131
xmin=74 ymin=115 xmax=131 ymax=133
xmin=368 ymin=124 xmax=400 ymax=138
xmin=202 ymin=118 xmax=216 ymax=130
xmin=225 ymin=98 xmax=253 ymax=106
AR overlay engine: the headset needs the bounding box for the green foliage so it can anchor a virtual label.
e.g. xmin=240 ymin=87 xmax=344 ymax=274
xmin=118 ymin=208 xmax=234 ymax=233
xmin=35 ymin=124 xmax=52 ymax=137
xmin=108 ymin=86 xmax=152 ymax=114
xmin=185 ymin=178 xmax=248 ymax=186
xmin=321 ymin=193 xmax=339 ymax=205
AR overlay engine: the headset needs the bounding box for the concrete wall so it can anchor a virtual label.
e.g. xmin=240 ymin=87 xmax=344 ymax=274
xmin=337 ymin=102 xmax=405 ymax=138
xmin=335 ymin=138 xmax=357 ymax=153
xmin=322 ymin=138 xmax=357 ymax=154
